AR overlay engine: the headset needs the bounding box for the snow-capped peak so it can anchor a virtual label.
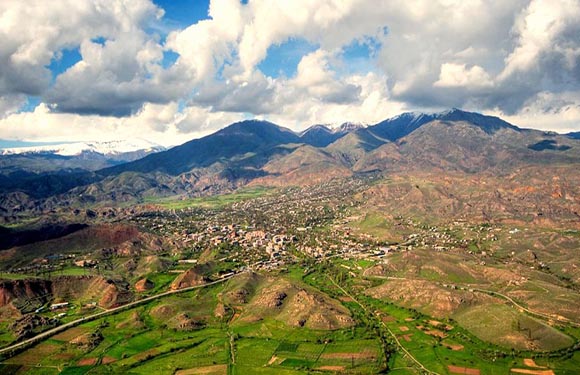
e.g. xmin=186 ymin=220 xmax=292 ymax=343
xmin=299 ymin=124 xmax=333 ymax=136
xmin=0 ymin=139 xmax=166 ymax=157
xmin=334 ymin=122 xmax=366 ymax=134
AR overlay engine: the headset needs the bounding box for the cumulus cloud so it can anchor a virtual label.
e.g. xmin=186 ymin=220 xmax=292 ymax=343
xmin=1 ymin=0 xmax=580 ymax=143
xmin=45 ymin=33 xmax=191 ymax=116
xmin=292 ymin=50 xmax=361 ymax=104
xmin=493 ymin=0 xmax=580 ymax=113
xmin=0 ymin=101 xmax=244 ymax=146
xmin=165 ymin=0 xmax=245 ymax=84
xmin=434 ymin=63 xmax=493 ymax=88
xmin=366 ymin=0 xmax=580 ymax=118
xmin=0 ymin=0 xmax=167 ymax=115
xmin=492 ymin=91 xmax=580 ymax=133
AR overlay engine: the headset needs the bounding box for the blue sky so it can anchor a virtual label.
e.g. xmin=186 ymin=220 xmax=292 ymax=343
xmin=258 ymin=38 xmax=319 ymax=78
xmin=154 ymin=0 xmax=211 ymax=30
xmin=37 ymin=1 xmax=376 ymax=84
xmin=0 ymin=0 xmax=579 ymax=145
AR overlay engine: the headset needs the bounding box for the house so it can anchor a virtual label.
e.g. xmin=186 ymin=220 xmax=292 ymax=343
xmin=50 ymin=302 xmax=69 ymax=310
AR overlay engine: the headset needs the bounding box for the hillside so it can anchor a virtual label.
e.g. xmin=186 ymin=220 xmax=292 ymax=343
xmin=1 ymin=109 xmax=580 ymax=215
xmin=0 ymin=140 xmax=166 ymax=190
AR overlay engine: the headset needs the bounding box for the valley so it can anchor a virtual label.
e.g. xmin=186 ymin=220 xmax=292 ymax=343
xmin=1 ymin=111 xmax=580 ymax=374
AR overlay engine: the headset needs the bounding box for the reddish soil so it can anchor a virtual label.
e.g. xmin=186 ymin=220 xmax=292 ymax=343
xmin=135 ymin=278 xmax=154 ymax=292
xmin=175 ymin=364 xmax=227 ymax=375
xmin=443 ymin=342 xmax=464 ymax=351
xmin=523 ymin=359 xmax=546 ymax=368
xmin=511 ymin=370 xmax=555 ymax=375
xmin=448 ymin=365 xmax=481 ymax=375
xmin=171 ymin=268 xmax=207 ymax=290
xmin=399 ymin=326 xmax=409 ymax=332
xmin=102 ymin=356 xmax=117 ymax=364
xmin=77 ymin=358 xmax=98 ymax=366
xmin=382 ymin=315 xmax=396 ymax=322
xmin=0 ymin=279 xmax=51 ymax=308
xmin=424 ymin=329 xmax=447 ymax=338
xmin=53 ymin=327 xmax=89 ymax=341
xmin=401 ymin=334 xmax=413 ymax=342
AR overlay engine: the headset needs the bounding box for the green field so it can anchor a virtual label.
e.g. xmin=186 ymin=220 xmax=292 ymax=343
xmin=1 ymin=276 xmax=385 ymax=374
xmin=143 ymin=186 xmax=275 ymax=209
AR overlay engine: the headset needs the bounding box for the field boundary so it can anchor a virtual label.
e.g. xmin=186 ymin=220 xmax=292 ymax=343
xmin=0 ymin=274 xmax=236 ymax=358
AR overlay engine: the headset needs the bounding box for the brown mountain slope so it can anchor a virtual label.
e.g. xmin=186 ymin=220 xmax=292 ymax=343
xmin=357 ymin=166 xmax=580 ymax=227
xmin=251 ymin=145 xmax=351 ymax=186
xmin=355 ymin=120 xmax=580 ymax=174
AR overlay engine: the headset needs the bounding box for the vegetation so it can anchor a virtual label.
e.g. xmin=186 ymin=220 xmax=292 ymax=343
xmin=2 ymin=169 xmax=580 ymax=374
xmin=143 ymin=186 xmax=274 ymax=209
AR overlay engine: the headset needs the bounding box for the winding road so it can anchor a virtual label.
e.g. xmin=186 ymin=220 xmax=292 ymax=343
xmin=365 ymin=274 xmax=580 ymax=327
xmin=327 ymin=275 xmax=441 ymax=375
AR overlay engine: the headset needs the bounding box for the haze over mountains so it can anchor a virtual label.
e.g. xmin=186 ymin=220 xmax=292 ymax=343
xmin=0 ymin=139 xmax=166 ymax=175
xmin=1 ymin=109 xmax=580 ymax=216
xmin=0 ymin=139 xmax=166 ymax=158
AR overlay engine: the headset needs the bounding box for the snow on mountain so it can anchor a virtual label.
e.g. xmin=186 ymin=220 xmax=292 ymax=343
xmin=333 ymin=122 xmax=366 ymax=134
xmin=299 ymin=124 xmax=332 ymax=137
xmin=0 ymin=139 xmax=166 ymax=157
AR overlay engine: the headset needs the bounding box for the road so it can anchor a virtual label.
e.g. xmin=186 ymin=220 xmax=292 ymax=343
xmin=327 ymin=275 xmax=441 ymax=375
xmin=365 ymin=275 xmax=580 ymax=327
xmin=0 ymin=275 xmax=235 ymax=357
xmin=468 ymin=286 xmax=580 ymax=327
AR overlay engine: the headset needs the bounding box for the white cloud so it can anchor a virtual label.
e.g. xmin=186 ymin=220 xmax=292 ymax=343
xmin=0 ymin=0 xmax=161 ymax=89
xmin=257 ymin=71 xmax=403 ymax=128
xmin=165 ymin=0 xmax=245 ymax=84
xmin=292 ymin=50 xmax=361 ymax=104
xmin=45 ymin=32 xmax=191 ymax=116
xmin=491 ymin=91 xmax=580 ymax=133
xmin=0 ymin=102 xmax=239 ymax=147
xmin=500 ymin=0 xmax=580 ymax=79
xmin=1 ymin=0 xmax=580 ymax=144
xmin=0 ymin=95 xmax=26 ymax=119
xmin=434 ymin=63 xmax=493 ymax=88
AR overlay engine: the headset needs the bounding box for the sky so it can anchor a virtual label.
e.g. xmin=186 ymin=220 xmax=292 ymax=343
xmin=0 ymin=0 xmax=579 ymax=146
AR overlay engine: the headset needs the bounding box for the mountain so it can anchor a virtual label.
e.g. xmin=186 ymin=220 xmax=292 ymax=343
xmin=0 ymin=139 xmax=166 ymax=178
xmin=369 ymin=108 xmax=518 ymax=142
xmin=104 ymin=120 xmax=301 ymax=176
xmin=0 ymin=139 xmax=166 ymax=159
xmin=1 ymin=110 xmax=580 ymax=214
xmin=354 ymin=114 xmax=578 ymax=174
xmin=370 ymin=112 xmax=437 ymax=141
xmin=567 ymin=132 xmax=580 ymax=140
xmin=0 ymin=140 xmax=166 ymax=206
xmin=336 ymin=122 xmax=366 ymax=133
xmin=299 ymin=122 xmax=365 ymax=147
xmin=299 ymin=125 xmax=336 ymax=147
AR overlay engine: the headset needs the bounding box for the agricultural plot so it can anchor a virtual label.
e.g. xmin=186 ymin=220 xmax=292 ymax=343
xmin=366 ymin=296 xmax=579 ymax=375
xmin=455 ymin=304 xmax=574 ymax=351
xmin=1 ymin=278 xmax=386 ymax=374
xmin=231 ymin=319 xmax=383 ymax=373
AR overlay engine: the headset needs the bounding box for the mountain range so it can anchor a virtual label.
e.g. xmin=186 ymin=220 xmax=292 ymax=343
xmin=0 ymin=139 xmax=165 ymax=178
xmin=1 ymin=109 xmax=580 ymax=216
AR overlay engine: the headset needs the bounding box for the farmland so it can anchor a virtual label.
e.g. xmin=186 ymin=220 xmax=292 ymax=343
xmin=1 ymin=175 xmax=580 ymax=374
